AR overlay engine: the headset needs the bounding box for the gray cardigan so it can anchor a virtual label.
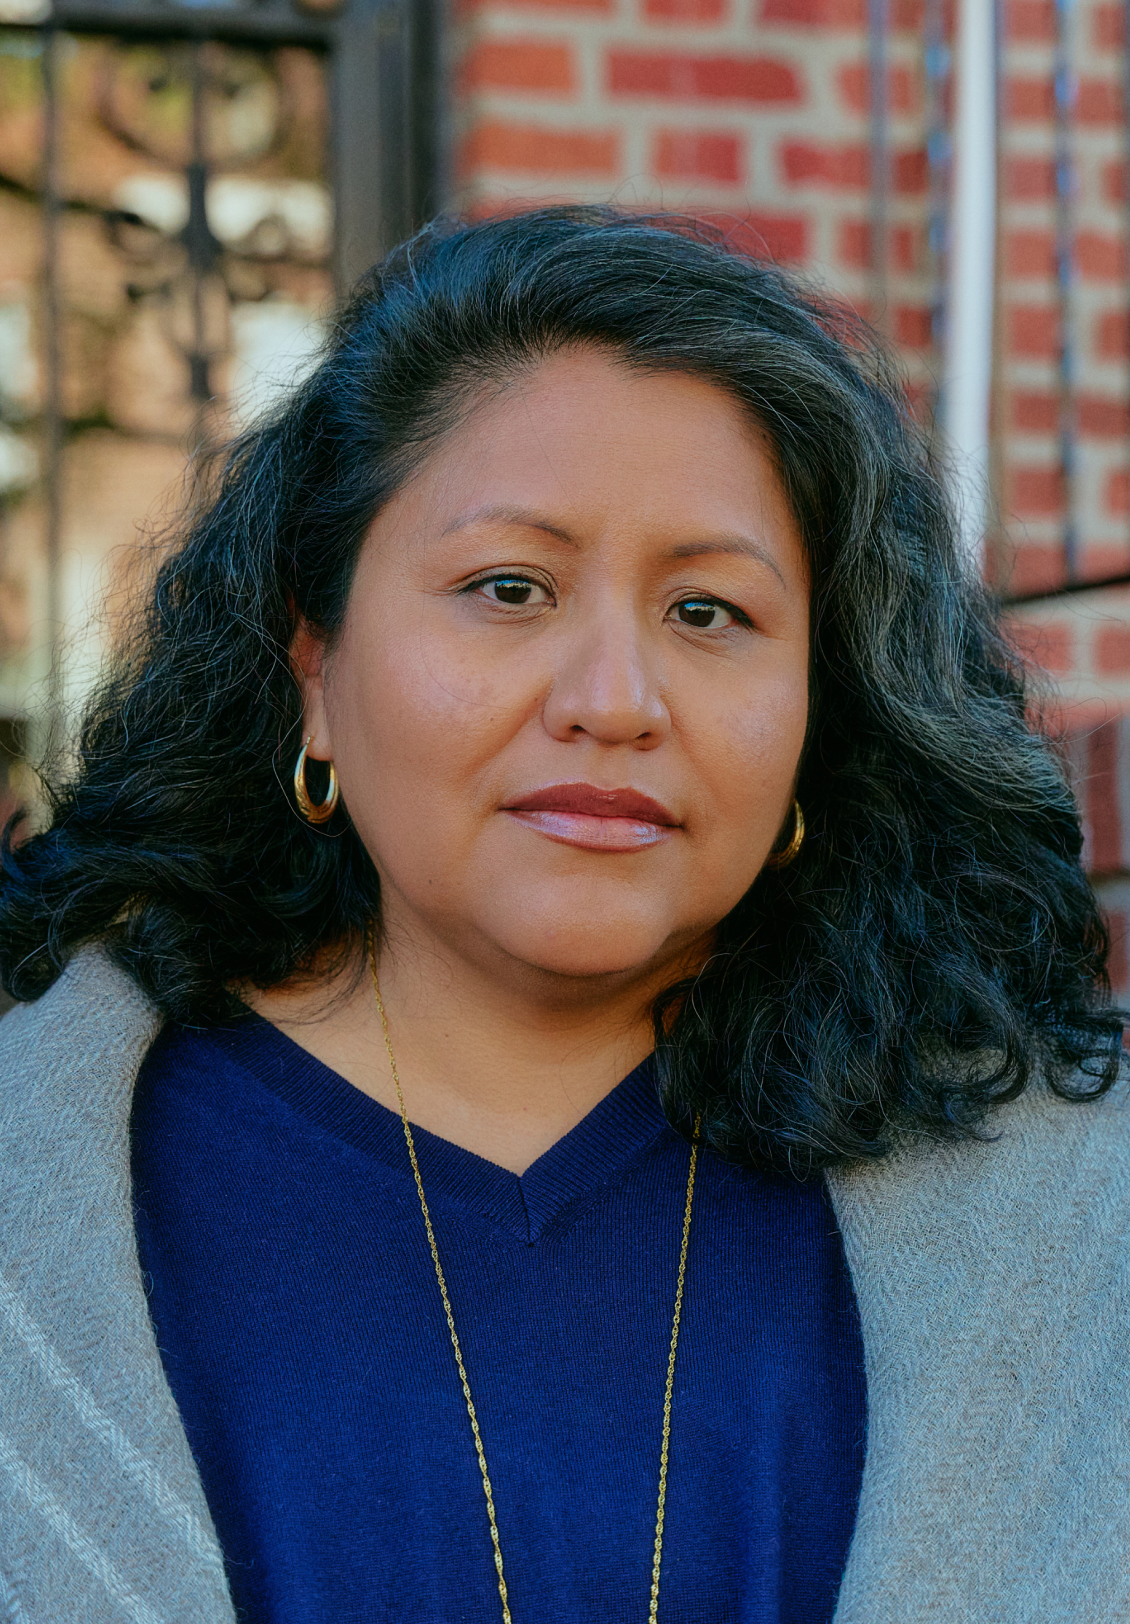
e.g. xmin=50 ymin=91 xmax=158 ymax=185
xmin=1 ymin=949 xmax=1129 ymax=1623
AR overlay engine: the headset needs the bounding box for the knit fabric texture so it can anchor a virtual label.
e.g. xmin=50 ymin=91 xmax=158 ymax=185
xmin=2 ymin=947 xmax=1130 ymax=1621
xmin=131 ymin=1014 xmax=866 ymax=1623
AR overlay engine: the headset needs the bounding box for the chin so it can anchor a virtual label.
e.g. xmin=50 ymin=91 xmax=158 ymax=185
xmin=496 ymin=919 xmax=677 ymax=983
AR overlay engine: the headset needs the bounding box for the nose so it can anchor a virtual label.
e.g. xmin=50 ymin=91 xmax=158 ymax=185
xmin=541 ymin=604 xmax=671 ymax=748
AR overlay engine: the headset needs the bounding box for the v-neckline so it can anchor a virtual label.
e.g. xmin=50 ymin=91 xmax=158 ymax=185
xmin=207 ymin=1014 xmax=674 ymax=1243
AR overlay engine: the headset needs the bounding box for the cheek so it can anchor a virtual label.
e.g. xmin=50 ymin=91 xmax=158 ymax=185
xmin=730 ymin=678 xmax=808 ymax=773
xmin=688 ymin=671 xmax=808 ymax=850
xmin=327 ymin=614 xmax=535 ymax=821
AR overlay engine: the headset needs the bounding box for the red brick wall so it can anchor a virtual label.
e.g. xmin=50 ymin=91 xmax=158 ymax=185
xmin=450 ymin=0 xmax=947 ymax=420
xmin=450 ymin=0 xmax=1130 ymax=998
xmin=450 ymin=0 xmax=1130 ymax=600
xmin=996 ymin=0 xmax=1129 ymax=590
xmin=993 ymin=0 xmax=1130 ymax=995
xmin=451 ymin=0 xmax=918 ymax=324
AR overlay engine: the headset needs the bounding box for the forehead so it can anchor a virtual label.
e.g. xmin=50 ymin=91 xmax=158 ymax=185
xmin=377 ymin=347 xmax=804 ymax=569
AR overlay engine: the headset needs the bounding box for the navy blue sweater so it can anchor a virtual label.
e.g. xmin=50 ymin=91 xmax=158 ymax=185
xmin=131 ymin=1017 xmax=866 ymax=1624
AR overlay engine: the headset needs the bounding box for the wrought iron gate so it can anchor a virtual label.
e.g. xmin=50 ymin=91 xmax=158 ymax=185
xmin=0 ymin=0 xmax=436 ymax=812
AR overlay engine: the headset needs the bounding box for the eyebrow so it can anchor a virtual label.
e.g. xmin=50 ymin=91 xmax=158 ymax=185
xmin=443 ymin=505 xmax=787 ymax=587
xmin=669 ymin=538 xmax=786 ymax=587
xmin=442 ymin=504 xmax=577 ymax=545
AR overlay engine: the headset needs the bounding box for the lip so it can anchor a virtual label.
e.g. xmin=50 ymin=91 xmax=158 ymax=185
xmin=501 ymin=782 xmax=679 ymax=853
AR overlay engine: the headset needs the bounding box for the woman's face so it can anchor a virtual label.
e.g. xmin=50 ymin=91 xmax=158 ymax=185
xmin=301 ymin=348 xmax=810 ymax=991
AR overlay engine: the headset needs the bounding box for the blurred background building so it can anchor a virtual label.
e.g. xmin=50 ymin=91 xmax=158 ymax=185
xmin=2 ymin=0 xmax=1130 ymax=992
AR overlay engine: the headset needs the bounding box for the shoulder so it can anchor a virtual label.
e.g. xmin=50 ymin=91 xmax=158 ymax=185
xmin=828 ymin=1070 xmax=1130 ymax=1620
xmin=0 ymin=951 xmax=234 ymax=1622
xmin=828 ymin=1061 xmax=1130 ymax=1270
xmin=0 ymin=946 xmax=161 ymax=1251
xmin=0 ymin=944 xmax=160 ymax=1103
xmin=827 ymin=1063 xmax=1130 ymax=1388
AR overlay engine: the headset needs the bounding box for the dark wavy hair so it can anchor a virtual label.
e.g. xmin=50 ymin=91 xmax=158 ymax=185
xmin=0 ymin=206 xmax=1120 ymax=1173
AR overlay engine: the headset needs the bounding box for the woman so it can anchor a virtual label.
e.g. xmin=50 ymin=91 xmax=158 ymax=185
xmin=0 ymin=208 xmax=1127 ymax=1624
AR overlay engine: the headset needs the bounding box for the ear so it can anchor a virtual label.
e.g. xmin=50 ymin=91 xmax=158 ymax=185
xmin=290 ymin=618 xmax=332 ymax=759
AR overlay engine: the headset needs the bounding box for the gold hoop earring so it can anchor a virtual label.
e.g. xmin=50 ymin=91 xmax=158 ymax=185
xmin=765 ymin=798 xmax=804 ymax=870
xmin=294 ymin=736 xmax=339 ymax=824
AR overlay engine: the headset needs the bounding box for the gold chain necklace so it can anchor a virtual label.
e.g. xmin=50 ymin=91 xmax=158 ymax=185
xmin=369 ymin=942 xmax=700 ymax=1624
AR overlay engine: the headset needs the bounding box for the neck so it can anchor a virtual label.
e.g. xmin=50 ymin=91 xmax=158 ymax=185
xmin=249 ymin=920 xmax=688 ymax=1176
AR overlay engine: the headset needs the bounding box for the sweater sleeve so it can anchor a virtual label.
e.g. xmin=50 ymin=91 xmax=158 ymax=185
xmin=827 ymin=1068 xmax=1130 ymax=1624
xmin=0 ymin=948 xmax=236 ymax=1624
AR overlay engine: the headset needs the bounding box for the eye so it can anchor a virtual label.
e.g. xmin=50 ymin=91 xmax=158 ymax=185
xmin=670 ymin=597 xmax=741 ymax=631
xmin=472 ymin=575 xmax=553 ymax=607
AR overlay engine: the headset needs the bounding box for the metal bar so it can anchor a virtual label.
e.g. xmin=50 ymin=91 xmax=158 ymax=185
xmin=1004 ymin=568 xmax=1130 ymax=605
xmin=945 ymin=0 xmax=997 ymax=567
xmin=1053 ymin=0 xmax=1078 ymax=579
xmin=334 ymin=0 xmax=414 ymax=290
xmin=45 ymin=2 xmax=333 ymax=47
xmin=923 ymin=0 xmax=950 ymax=434
xmin=868 ymin=0 xmax=890 ymax=328
xmin=1124 ymin=0 xmax=1130 ymax=568
xmin=409 ymin=0 xmax=441 ymax=224
xmin=185 ymin=40 xmax=217 ymax=449
xmin=987 ymin=0 xmax=1005 ymax=582
xmin=39 ymin=22 xmax=64 ymax=740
